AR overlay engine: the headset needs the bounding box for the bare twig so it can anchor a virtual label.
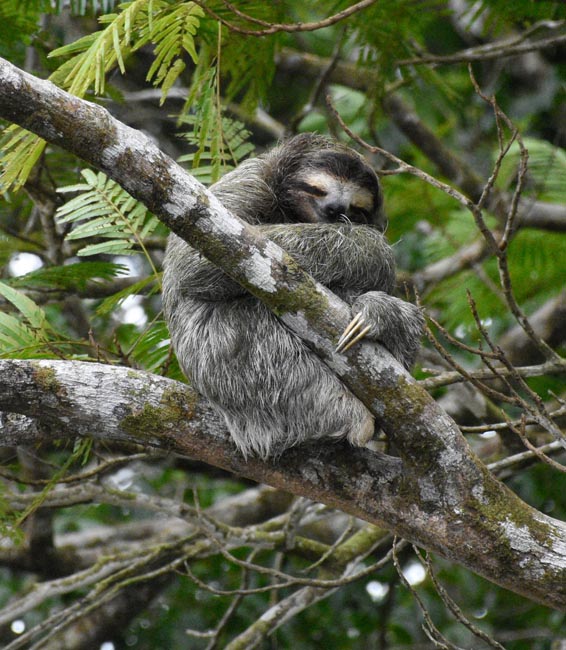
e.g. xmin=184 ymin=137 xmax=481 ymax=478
xmin=421 ymin=550 xmax=507 ymax=650
xmin=392 ymin=542 xmax=461 ymax=650
xmin=398 ymin=21 xmax=566 ymax=66
xmin=191 ymin=0 xmax=378 ymax=36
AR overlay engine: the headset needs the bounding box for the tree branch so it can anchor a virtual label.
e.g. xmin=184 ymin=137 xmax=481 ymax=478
xmin=1 ymin=356 xmax=566 ymax=613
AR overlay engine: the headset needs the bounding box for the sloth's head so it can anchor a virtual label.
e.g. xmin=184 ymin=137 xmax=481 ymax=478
xmin=268 ymin=133 xmax=384 ymax=230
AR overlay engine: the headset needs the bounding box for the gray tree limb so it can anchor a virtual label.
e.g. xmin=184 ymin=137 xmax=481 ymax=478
xmin=2 ymin=355 xmax=566 ymax=612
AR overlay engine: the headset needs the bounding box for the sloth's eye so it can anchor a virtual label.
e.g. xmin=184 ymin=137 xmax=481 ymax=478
xmin=297 ymin=182 xmax=327 ymax=197
xmin=349 ymin=206 xmax=372 ymax=224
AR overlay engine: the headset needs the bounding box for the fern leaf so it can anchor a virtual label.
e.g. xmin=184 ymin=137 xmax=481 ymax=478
xmin=0 ymin=312 xmax=44 ymax=353
xmin=0 ymin=127 xmax=47 ymax=192
xmin=160 ymin=59 xmax=186 ymax=103
xmin=49 ymin=0 xmax=149 ymax=96
xmin=498 ymin=138 xmax=566 ymax=204
xmin=9 ymin=262 xmax=127 ymax=291
xmin=96 ymin=274 xmax=158 ymax=316
xmin=76 ymin=240 xmax=137 ymax=256
xmin=0 ymin=281 xmax=51 ymax=331
xmin=1 ymin=2 xmax=204 ymax=190
xmin=56 ymin=169 xmax=160 ymax=258
xmin=64 ymin=220 xmax=132 ymax=240
xmin=129 ymin=319 xmax=177 ymax=374
xmin=178 ymin=113 xmax=254 ymax=185
xmin=0 ymin=283 xmax=59 ymax=358
xmin=145 ymin=2 xmax=203 ymax=104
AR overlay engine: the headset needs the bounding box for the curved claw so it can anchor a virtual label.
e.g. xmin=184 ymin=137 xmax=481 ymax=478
xmin=336 ymin=312 xmax=371 ymax=353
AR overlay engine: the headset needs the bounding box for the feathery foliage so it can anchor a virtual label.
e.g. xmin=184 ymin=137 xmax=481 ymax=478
xmin=145 ymin=2 xmax=203 ymax=102
xmin=8 ymin=261 xmax=128 ymax=292
xmin=178 ymin=112 xmax=255 ymax=183
xmin=56 ymin=169 xmax=162 ymax=262
xmin=0 ymin=281 xmax=58 ymax=358
xmin=0 ymin=0 xmax=207 ymax=190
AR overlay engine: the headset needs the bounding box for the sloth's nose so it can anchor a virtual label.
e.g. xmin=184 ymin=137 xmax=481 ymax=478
xmin=323 ymin=201 xmax=348 ymax=222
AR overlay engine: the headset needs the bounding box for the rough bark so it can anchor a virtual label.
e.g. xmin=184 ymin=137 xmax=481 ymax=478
xmin=1 ymin=57 xmax=566 ymax=610
xmin=2 ymin=358 xmax=566 ymax=611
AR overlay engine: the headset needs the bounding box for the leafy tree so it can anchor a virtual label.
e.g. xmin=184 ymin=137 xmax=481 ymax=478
xmin=1 ymin=1 xmax=566 ymax=648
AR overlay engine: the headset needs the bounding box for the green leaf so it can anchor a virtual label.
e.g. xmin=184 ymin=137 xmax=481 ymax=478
xmin=0 ymin=281 xmax=50 ymax=331
xmin=177 ymin=112 xmax=254 ymax=185
xmin=9 ymin=262 xmax=128 ymax=291
xmin=145 ymin=1 xmax=203 ymax=101
xmin=50 ymin=0 xmax=150 ymax=96
xmin=497 ymin=137 xmax=566 ymax=204
xmin=96 ymin=274 xmax=159 ymax=316
xmin=0 ymin=128 xmax=47 ymax=192
xmin=76 ymin=240 xmax=138 ymax=256
xmin=129 ymin=319 xmax=175 ymax=374
xmin=160 ymin=58 xmax=186 ymax=104
xmin=0 ymin=312 xmax=41 ymax=351
xmin=56 ymin=169 xmax=161 ymax=261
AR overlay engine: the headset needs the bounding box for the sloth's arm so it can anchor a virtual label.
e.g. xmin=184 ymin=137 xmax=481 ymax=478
xmin=163 ymin=224 xmax=394 ymax=303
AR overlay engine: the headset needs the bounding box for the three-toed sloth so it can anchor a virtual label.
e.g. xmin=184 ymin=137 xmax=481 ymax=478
xmin=162 ymin=134 xmax=424 ymax=459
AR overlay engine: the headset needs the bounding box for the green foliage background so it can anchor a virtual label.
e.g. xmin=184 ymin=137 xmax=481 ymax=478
xmin=1 ymin=1 xmax=566 ymax=648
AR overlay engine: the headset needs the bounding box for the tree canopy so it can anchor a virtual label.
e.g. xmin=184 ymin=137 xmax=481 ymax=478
xmin=1 ymin=1 xmax=566 ymax=649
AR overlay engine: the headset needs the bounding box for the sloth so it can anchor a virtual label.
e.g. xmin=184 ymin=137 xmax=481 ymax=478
xmin=162 ymin=133 xmax=424 ymax=459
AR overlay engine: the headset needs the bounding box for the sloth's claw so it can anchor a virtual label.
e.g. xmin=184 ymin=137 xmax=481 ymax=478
xmin=336 ymin=312 xmax=362 ymax=351
xmin=336 ymin=313 xmax=371 ymax=353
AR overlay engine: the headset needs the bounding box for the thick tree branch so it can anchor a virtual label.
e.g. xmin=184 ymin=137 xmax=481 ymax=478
xmin=1 ymin=356 xmax=566 ymax=613
xmin=1 ymin=58 xmax=566 ymax=610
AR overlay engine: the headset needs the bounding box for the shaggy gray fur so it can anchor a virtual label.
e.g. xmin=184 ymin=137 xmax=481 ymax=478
xmin=162 ymin=134 xmax=424 ymax=458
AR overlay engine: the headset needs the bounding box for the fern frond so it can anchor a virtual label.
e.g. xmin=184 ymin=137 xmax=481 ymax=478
xmin=56 ymin=169 xmax=161 ymax=261
xmin=0 ymin=126 xmax=47 ymax=193
xmin=2 ymin=1 xmax=152 ymax=194
xmin=0 ymin=0 xmax=51 ymax=50
xmin=1 ymin=1 xmax=208 ymax=192
xmin=181 ymin=59 xmax=219 ymax=168
xmin=50 ymin=0 xmax=151 ymax=95
xmin=0 ymin=281 xmax=51 ymax=331
xmin=145 ymin=2 xmax=204 ymax=104
xmin=0 ymin=282 xmax=57 ymax=358
xmin=129 ymin=319 xmax=181 ymax=376
xmin=497 ymin=138 xmax=566 ymax=204
xmin=221 ymin=34 xmax=276 ymax=112
xmin=178 ymin=109 xmax=254 ymax=184
xmin=0 ymin=312 xmax=45 ymax=357
xmin=9 ymin=262 xmax=128 ymax=291
xmin=96 ymin=274 xmax=158 ymax=316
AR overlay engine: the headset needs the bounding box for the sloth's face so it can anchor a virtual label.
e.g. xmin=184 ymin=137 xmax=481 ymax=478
xmin=280 ymin=148 xmax=385 ymax=230
xmin=290 ymin=169 xmax=378 ymax=226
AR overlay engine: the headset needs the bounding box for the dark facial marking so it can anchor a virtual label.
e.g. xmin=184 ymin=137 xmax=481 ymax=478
xmin=294 ymin=181 xmax=328 ymax=197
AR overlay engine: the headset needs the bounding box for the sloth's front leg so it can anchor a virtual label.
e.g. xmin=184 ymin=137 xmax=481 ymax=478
xmin=336 ymin=291 xmax=424 ymax=371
